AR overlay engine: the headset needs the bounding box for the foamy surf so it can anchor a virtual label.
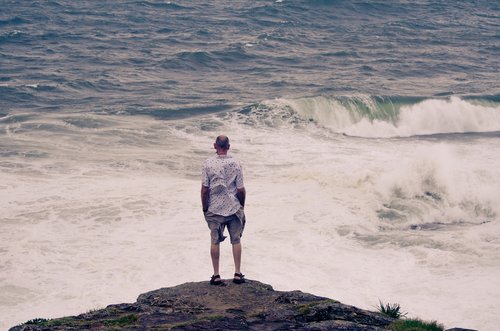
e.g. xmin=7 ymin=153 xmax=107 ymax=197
xmin=258 ymin=96 xmax=500 ymax=138
xmin=2 ymin=100 xmax=500 ymax=330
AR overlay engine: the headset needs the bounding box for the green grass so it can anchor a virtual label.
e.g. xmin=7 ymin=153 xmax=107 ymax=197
xmin=20 ymin=314 xmax=138 ymax=329
xmin=389 ymin=318 xmax=444 ymax=331
xmin=25 ymin=317 xmax=91 ymax=328
xmin=378 ymin=300 xmax=407 ymax=319
xmin=25 ymin=318 xmax=48 ymax=325
xmin=103 ymin=314 xmax=139 ymax=327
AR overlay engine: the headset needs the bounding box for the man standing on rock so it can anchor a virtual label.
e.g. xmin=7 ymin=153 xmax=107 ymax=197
xmin=201 ymin=135 xmax=246 ymax=286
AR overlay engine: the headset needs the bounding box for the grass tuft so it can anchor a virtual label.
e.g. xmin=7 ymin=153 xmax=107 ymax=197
xmin=378 ymin=300 xmax=407 ymax=319
xmin=389 ymin=318 xmax=444 ymax=331
xmin=25 ymin=318 xmax=49 ymax=325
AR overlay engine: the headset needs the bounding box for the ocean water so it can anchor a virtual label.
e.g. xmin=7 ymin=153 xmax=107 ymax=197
xmin=1 ymin=1 xmax=499 ymax=330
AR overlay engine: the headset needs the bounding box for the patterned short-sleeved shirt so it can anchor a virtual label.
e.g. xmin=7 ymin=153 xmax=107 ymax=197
xmin=202 ymin=154 xmax=244 ymax=216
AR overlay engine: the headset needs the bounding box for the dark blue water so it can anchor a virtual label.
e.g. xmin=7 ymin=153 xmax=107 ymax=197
xmin=1 ymin=0 xmax=499 ymax=117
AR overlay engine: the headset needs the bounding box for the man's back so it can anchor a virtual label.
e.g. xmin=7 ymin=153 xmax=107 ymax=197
xmin=202 ymin=154 xmax=244 ymax=217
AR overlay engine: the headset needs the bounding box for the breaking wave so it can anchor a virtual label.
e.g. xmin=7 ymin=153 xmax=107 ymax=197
xmin=240 ymin=95 xmax=500 ymax=138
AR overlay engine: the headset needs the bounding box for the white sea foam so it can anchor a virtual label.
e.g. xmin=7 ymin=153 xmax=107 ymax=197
xmin=346 ymin=97 xmax=500 ymax=137
xmin=273 ymin=96 xmax=500 ymax=138
xmin=1 ymin=112 xmax=500 ymax=330
xmin=373 ymin=144 xmax=499 ymax=227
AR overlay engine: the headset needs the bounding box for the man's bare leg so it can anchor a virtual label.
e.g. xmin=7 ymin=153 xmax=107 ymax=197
xmin=232 ymin=242 xmax=242 ymax=276
xmin=210 ymin=243 xmax=220 ymax=277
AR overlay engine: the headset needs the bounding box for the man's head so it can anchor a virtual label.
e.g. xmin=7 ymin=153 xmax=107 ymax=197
xmin=214 ymin=135 xmax=230 ymax=154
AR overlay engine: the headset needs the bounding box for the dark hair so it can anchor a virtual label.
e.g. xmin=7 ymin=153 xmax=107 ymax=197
xmin=215 ymin=135 xmax=230 ymax=149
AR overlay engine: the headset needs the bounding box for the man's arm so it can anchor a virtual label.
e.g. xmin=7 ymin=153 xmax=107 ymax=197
xmin=201 ymin=185 xmax=210 ymax=212
xmin=236 ymin=187 xmax=246 ymax=208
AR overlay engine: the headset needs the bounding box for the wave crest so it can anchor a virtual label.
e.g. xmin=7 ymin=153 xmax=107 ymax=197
xmin=244 ymin=96 xmax=500 ymax=138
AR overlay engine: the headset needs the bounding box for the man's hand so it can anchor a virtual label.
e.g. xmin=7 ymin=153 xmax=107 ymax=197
xmin=201 ymin=185 xmax=210 ymax=212
xmin=236 ymin=187 xmax=246 ymax=208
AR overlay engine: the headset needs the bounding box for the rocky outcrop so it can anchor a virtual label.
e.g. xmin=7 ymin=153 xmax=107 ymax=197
xmin=11 ymin=280 xmax=393 ymax=331
xmin=11 ymin=280 xmax=395 ymax=330
xmin=11 ymin=279 xmax=472 ymax=330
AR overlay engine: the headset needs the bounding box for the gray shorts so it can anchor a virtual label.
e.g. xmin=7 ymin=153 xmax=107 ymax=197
xmin=204 ymin=209 xmax=246 ymax=245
